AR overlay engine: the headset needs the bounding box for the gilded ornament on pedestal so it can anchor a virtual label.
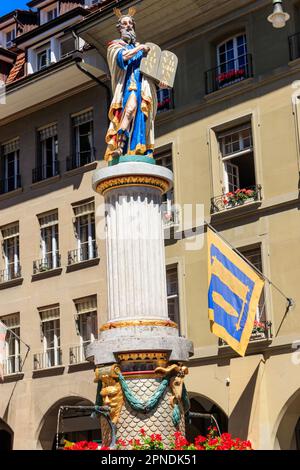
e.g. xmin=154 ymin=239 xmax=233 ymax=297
xmin=94 ymin=364 xmax=124 ymax=424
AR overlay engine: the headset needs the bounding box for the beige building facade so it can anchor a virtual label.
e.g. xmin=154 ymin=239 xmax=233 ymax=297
xmin=1 ymin=0 xmax=300 ymax=450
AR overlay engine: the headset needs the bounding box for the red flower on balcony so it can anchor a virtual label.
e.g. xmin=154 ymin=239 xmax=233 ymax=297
xmin=217 ymin=68 xmax=246 ymax=84
xmin=158 ymin=97 xmax=172 ymax=110
xmin=222 ymin=188 xmax=256 ymax=207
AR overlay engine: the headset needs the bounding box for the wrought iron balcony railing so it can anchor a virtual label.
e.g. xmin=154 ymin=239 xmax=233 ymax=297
xmin=219 ymin=320 xmax=272 ymax=347
xmin=69 ymin=344 xmax=90 ymax=365
xmin=211 ymin=185 xmax=262 ymax=214
xmin=68 ymin=240 xmax=98 ymax=265
xmin=0 ymin=264 xmax=22 ymax=283
xmin=205 ymin=54 xmax=253 ymax=94
xmin=0 ymin=175 xmax=21 ymax=194
xmin=33 ymin=349 xmax=62 ymax=370
xmin=3 ymin=355 xmax=21 ymax=375
xmin=32 ymin=161 xmax=60 ymax=183
xmin=289 ymin=32 xmax=300 ymax=61
xmin=66 ymin=148 xmax=96 ymax=171
xmin=157 ymin=88 xmax=174 ymax=114
xmin=33 ymin=253 xmax=61 ymax=274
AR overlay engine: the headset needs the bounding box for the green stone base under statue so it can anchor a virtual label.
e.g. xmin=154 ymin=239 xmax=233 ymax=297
xmin=108 ymin=154 xmax=156 ymax=166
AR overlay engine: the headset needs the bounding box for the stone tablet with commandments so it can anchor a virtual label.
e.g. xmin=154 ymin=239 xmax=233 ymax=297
xmin=140 ymin=42 xmax=178 ymax=88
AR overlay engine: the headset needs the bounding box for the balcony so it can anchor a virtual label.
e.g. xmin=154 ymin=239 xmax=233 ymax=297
xmin=205 ymin=54 xmax=253 ymax=94
xmin=0 ymin=175 xmax=21 ymax=195
xmin=157 ymin=88 xmax=174 ymax=114
xmin=211 ymin=185 xmax=262 ymax=214
xmin=219 ymin=320 xmax=272 ymax=347
xmin=68 ymin=240 xmax=98 ymax=265
xmin=0 ymin=264 xmax=22 ymax=284
xmin=66 ymin=148 xmax=96 ymax=171
xmin=33 ymin=349 xmax=62 ymax=370
xmin=3 ymin=356 xmax=21 ymax=376
xmin=289 ymin=32 xmax=300 ymax=61
xmin=32 ymin=161 xmax=60 ymax=183
xmin=33 ymin=253 xmax=61 ymax=274
xmin=69 ymin=344 xmax=90 ymax=365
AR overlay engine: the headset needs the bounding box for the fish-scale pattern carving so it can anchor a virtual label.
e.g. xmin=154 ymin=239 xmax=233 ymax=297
xmin=114 ymin=378 xmax=185 ymax=443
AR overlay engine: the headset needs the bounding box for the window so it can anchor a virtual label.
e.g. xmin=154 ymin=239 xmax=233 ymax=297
xmin=157 ymin=88 xmax=174 ymax=113
xmin=34 ymin=211 xmax=60 ymax=273
xmin=1 ymin=314 xmax=20 ymax=375
xmin=70 ymin=296 xmax=98 ymax=364
xmin=1 ymin=223 xmax=20 ymax=283
xmin=238 ymin=244 xmax=269 ymax=338
xmin=155 ymin=146 xmax=178 ymax=227
xmin=40 ymin=3 xmax=59 ymax=24
xmin=1 ymin=139 xmax=20 ymax=194
xmin=47 ymin=8 xmax=58 ymax=22
xmin=6 ymin=29 xmax=16 ymax=49
xmin=69 ymin=200 xmax=97 ymax=264
xmin=69 ymin=110 xmax=94 ymax=170
xmin=60 ymin=36 xmax=76 ymax=58
xmin=206 ymin=33 xmax=252 ymax=94
xmin=166 ymin=265 xmax=180 ymax=329
xmin=218 ymin=124 xmax=256 ymax=194
xmin=35 ymin=306 xmax=61 ymax=369
xmin=217 ymin=34 xmax=248 ymax=88
xmin=33 ymin=124 xmax=59 ymax=182
xmin=37 ymin=44 xmax=51 ymax=70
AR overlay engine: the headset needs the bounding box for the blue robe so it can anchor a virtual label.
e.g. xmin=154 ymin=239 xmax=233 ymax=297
xmin=116 ymin=44 xmax=151 ymax=155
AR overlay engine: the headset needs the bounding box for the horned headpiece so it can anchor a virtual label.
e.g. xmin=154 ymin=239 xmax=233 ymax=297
xmin=113 ymin=7 xmax=137 ymax=19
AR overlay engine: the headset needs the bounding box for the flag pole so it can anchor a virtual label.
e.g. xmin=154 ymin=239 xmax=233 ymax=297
xmin=205 ymin=220 xmax=295 ymax=310
xmin=4 ymin=324 xmax=30 ymax=351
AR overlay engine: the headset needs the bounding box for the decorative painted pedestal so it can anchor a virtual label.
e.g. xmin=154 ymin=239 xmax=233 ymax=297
xmin=87 ymin=156 xmax=193 ymax=446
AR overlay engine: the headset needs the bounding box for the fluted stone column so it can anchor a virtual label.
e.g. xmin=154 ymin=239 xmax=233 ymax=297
xmin=105 ymin=185 xmax=168 ymax=321
xmin=87 ymin=157 xmax=193 ymax=446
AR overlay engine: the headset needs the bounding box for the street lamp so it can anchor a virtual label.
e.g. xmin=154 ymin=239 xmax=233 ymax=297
xmin=267 ymin=0 xmax=290 ymax=28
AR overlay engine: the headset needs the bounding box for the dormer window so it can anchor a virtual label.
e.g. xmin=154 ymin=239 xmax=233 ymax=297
xmin=40 ymin=2 xmax=59 ymax=24
xmin=47 ymin=7 xmax=58 ymax=22
xmin=5 ymin=28 xmax=16 ymax=49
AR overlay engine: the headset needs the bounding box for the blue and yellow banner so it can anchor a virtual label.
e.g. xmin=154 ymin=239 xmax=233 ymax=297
xmin=208 ymin=228 xmax=264 ymax=356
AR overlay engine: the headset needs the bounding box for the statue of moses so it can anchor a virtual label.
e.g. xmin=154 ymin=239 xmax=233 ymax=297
xmin=104 ymin=8 xmax=172 ymax=161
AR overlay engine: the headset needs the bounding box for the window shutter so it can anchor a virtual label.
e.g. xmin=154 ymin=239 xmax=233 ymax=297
xmin=72 ymin=110 xmax=93 ymax=127
xmin=38 ymin=211 xmax=58 ymax=228
xmin=1 ymin=223 xmax=19 ymax=239
xmin=74 ymin=295 xmax=97 ymax=315
xmin=2 ymin=138 xmax=20 ymax=155
xmin=1 ymin=313 xmax=20 ymax=328
xmin=73 ymin=200 xmax=95 ymax=217
xmin=39 ymin=306 xmax=60 ymax=322
xmin=39 ymin=124 xmax=57 ymax=141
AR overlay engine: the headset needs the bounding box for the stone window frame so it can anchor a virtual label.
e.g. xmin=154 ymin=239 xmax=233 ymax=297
xmin=208 ymin=112 xmax=263 ymax=203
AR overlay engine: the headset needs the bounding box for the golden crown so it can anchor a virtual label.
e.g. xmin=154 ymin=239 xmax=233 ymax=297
xmin=113 ymin=7 xmax=137 ymax=19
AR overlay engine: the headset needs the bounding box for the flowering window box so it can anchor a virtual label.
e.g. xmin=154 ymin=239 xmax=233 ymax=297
xmin=217 ymin=68 xmax=246 ymax=88
xmin=222 ymin=188 xmax=257 ymax=208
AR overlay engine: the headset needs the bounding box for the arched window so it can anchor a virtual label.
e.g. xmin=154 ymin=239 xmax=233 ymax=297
xmin=217 ymin=34 xmax=247 ymax=71
xmin=216 ymin=34 xmax=249 ymax=89
xmin=206 ymin=33 xmax=252 ymax=93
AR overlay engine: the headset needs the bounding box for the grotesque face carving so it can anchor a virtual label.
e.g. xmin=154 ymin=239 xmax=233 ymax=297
xmin=118 ymin=16 xmax=136 ymax=44
xmin=99 ymin=372 xmax=124 ymax=424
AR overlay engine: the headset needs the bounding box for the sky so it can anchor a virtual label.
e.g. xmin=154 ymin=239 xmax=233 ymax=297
xmin=0 ymin=1 xmax=29 ymax=16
